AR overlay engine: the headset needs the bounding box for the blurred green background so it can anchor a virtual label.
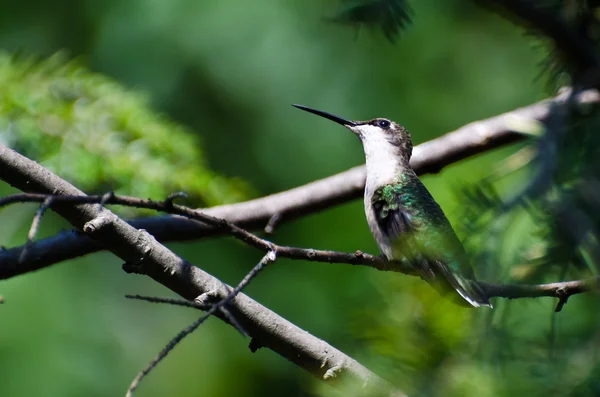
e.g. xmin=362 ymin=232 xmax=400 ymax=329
xmin=1 ymin=1 xmax=598 ymax=397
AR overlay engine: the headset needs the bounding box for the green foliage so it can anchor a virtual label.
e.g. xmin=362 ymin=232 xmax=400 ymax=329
xmin=448 ymin=86 xmax=600 ymax=397
xmin=459 ymin=104 xmax=600 ymax=283
xmin=0 ymin=52 xmax=250 ymax=206
xmin=332 ymin=0 xmax=412 ymax=42
xmin=478 ymin=0 xmax=600 ymax=86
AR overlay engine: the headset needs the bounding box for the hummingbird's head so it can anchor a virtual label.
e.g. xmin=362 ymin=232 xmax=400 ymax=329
xmin=292 ymin=104 xmax=413 ymax=163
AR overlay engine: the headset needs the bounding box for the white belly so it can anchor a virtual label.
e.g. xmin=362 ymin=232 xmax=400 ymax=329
xmin=364 ymin=188 xmax=394 ymax=259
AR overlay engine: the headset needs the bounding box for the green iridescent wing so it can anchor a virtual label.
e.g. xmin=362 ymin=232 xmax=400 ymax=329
xmin=371 ymin=174 xmax=465 ymax=262
xmin=371 ymin=173 xmax=489 ymax=307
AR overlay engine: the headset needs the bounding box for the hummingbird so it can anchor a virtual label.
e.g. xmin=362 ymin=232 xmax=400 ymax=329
xmin=293 ymin=104 xmax=491 ymax=308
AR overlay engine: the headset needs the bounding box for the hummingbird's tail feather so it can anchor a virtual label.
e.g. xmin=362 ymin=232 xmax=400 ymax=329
xmin=421 ymin=260 xmax=492 ymax=308
xmin=449 ymin=279 xmax=492 ymax=308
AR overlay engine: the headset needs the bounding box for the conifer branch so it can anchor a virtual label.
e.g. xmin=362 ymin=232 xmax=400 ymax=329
xmin=476 ymin=0 xmax=600 ymax=81
xmin=331 ymin=0 xmax=412 ymax=42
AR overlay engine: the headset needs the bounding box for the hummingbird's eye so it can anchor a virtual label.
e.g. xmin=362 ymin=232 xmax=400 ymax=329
xmin=378 ymin=120 xmax=391 ymax=129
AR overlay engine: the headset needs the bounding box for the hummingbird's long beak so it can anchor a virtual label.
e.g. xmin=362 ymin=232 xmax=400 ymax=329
xmin=292 ymin=104 xmax=357 ymax=127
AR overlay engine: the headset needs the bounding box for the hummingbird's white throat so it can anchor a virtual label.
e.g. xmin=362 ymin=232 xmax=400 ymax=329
xmin=350 ymin=124 xmax=408 ymax=188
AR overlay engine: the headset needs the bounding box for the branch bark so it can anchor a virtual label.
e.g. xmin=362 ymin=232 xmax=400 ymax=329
xmin=481 ymin=277 xmax=600 ymax=312
xmin=1 ymin=89 xmax=598 ymax=280
xmin=0 ymin=145 xmax=404 ymax=397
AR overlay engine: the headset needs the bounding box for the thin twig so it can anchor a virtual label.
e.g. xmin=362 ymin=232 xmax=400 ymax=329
xmin=164 ymin=191 xmax=188 ymax=206
xmin=0 ymin=192 xmax=408 ymax=274
xmin=0 ymin=192 xmax=288 ymax=255
xmin=3 ymin=190 xmax=600 ymax=302
xmin=218 ymin=306 xmax=247 ymax=336
xmin=126 ymin=293 xmax=249 ymax=335
xmin=125 ymin=294 xmax=209 ymax=310
xmin=480 ymin=276 xmax=600 ymax=303
xmin=99 ymin=191 xmax=115 ymax=206
xmin=19 ymin=196 xmax=54 ymax=263
xmin=125 ymin=251 xmax=276 ymax=397
xmin=264 ymin=213 xmax=282 ymax=234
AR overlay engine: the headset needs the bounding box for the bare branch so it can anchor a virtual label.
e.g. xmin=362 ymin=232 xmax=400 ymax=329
xmin=264 ymin=212 xmax=282 ymax=234
xmin=3 ymin=190 xmax=599 ymax=306
xmin=481 ymin=276 xmax=600 ymax=311
xmin=2 ymin=89 xmax=598 ymax=280
xmin=0 ymin=192 xmax=414 ymax=275
xmin=19 ymin=196 xmax=54 ymax=263
xmin=126 ymin=251 xmax=276 ymax=397
xmin=125 ymin=294 xmax=209 ymax=310
xmin=0 ymin=145 xmax=405 ymax=397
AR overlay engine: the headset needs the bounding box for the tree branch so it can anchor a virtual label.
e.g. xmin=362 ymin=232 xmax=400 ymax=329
xmin=481 ymin=277 xmax=600 ymax=312
xmin=1 ymin=89 xmax=598 ymax=280
xmin=0 ymin=145 xmax=405 ymax=397
xmin=2 ymin=190 xmax=599 ymax=307
xmin=126 ymin=251 xmax=277 ymax=397
xmin=0 ymin=192 xmax=410 ymax=273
